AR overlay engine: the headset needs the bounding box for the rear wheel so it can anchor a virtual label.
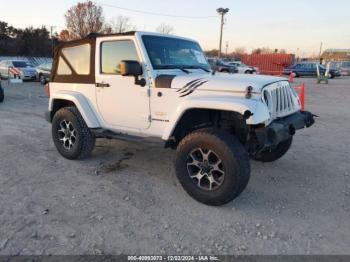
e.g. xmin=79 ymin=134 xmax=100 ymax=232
xmin=0 ymin=85 xmax=4 ymax=102
xmin=252 ymin=137 xmax=293 ymax=162
xmin=52 ymin=107 xmax=95 ymax=160
xmin=175 ymin=128 xmax=250 ymax=206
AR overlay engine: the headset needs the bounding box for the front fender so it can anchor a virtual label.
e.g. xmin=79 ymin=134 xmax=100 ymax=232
xmin=49 ymin=91 xmax=100 ymax=128
xmin=162 ymin=96 xmax=270 ymax=140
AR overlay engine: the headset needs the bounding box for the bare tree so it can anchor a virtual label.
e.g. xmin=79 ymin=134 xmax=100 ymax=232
xmin=252 ymin=47 xmax=274 ymax=54
xmin=279 ymin=49 xmax=287 ymax=54
xmin=58 ymin=30 xmax=72 ymax=41
xmin=105 ymin=16 xmax=136 ymax=34
xmin=65 ymin=1 xmax=104 ymax=40
xmin=234 ymin=47 xmax=246 ymax=56
xmin=156 ymin=23 xmax=174 ymax=34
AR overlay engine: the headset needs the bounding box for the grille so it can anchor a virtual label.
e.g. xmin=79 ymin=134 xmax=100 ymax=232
xmin=262 ymin=81 xmax=300 ymax=119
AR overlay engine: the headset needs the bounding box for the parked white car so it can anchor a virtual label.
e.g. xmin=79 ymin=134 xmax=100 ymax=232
xmin=228 ymin=61 xmax=259 ymax=74
xmin=45 ymin=31 xmax=315 ymax=206
xmin=0 ymin=60 xmax=37 ymax=80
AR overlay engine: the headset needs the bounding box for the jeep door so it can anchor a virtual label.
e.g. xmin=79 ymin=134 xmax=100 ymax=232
xmin=95 ymin=37 xmax=150 ymax=130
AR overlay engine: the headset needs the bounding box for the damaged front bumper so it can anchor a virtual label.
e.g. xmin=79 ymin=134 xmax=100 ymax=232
xmin=254 ymin=111 xmax=315 ymax=150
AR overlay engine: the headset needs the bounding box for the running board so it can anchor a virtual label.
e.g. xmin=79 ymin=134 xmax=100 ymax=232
xmin=91 ymin=129 xmax=164 ymax=145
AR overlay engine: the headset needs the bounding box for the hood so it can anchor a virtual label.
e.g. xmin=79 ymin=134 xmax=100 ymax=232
xmin=20 ymin=67 xmax=36 ymax=73
xmin=156 ymin=72 xmax=286 ymax=95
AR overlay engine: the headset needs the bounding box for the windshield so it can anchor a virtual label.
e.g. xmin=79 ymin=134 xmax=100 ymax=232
xmin=13 ymin=61 xmax=31 ymax=68
xmin=142 ymin=35 xmax=210 ymax=70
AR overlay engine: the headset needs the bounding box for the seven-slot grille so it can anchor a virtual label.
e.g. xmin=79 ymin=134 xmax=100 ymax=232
xmin=262 ymin=81 xmax=300 ymax=119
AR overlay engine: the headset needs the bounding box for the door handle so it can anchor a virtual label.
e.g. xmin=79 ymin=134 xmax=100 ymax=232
xmin=95 ymin=82 xmax=110 ymax=88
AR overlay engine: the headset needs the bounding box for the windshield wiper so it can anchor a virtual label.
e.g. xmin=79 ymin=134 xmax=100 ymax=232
xmin=157 ymin=65 xmax=190 ymax=74
xmin=179 ymin=68 xmax=190 ymax=74
xmin=184 ymin=65 xmax=211 ymax=73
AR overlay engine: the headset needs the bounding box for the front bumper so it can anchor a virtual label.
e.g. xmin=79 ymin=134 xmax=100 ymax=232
xmin=254 ymin=111 xmax=315 ymax=149
xmin=20 ymin=72 xmax=37 ymax=80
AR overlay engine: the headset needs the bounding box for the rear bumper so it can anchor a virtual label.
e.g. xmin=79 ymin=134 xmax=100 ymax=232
xmin=254 ymin=111 xmax=315 ymax=149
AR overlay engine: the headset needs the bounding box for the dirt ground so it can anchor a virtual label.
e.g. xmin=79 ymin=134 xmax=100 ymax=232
xmin=0 ymin=76 xmax=349 ymax=255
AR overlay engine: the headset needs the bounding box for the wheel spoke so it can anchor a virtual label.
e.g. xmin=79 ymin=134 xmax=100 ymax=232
xmin=189 ymin=171 xmax=205 ymax=180
xmin=187 ymin=153 xmax=202 ymax=169
xmin=198 ymin=148 xmax=210 ymax=162
xmin=208 ymin=175 xmax=220 ymax=189
xmin=211 ymin=160 xmax=224 ymax=174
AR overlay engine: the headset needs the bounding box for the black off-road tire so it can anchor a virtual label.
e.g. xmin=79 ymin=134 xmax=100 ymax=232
xmin=0 ymin=85 xmax=4 ymax=103
xmin=52 ymin=107 xmax=95 ymax=160
xmin=39 ymin=74 xmax=46 ymax=85
xmin=252 ymin=137 xmax=293 ymax=162
xmin=175 ymin=128 xmax=251 ymax=206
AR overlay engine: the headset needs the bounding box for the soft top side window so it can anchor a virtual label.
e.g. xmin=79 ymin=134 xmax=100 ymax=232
xmin=57 ymin=57 xmax=72 ymax=75
xmin=57 ymin=43 xmax=91 ymax=75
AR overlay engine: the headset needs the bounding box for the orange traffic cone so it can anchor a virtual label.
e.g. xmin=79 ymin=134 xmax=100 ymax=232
xmin=294 ymin=84 xmax=305 ymax=111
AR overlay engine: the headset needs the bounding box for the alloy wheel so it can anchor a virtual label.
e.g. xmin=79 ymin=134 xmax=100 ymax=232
xmin=57 ymin=120 xmax=77 ymax=150
xmin=186 ymin=148 xmax=225 ymax=191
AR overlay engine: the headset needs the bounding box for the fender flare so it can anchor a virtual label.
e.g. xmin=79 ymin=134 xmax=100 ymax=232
xmin=161 ymin=97 xmax=270 ymax=140
xmin=49 ymin=91 xmax=101 ymax=128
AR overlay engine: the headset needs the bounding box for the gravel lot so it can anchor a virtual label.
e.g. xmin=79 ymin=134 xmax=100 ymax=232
xmin=0 ymin=77 xmax=349 ymax=255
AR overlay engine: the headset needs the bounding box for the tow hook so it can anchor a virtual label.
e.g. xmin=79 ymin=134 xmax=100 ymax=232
xmin=302 ymin=111 xmax=316 ymax=127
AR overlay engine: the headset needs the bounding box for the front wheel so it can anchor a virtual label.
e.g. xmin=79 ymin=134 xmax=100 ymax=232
xmin=39 ymin=74 xmax=47 ymax=85
xmin=0 ymin=85 xmax=4 ymax=102
xmin=252 ymin=137 xmax=293 ymax=162
xmin=175 ymin=128 xmax=250 ymax=206
xmin=52 ymin=107 xmax=95 ymax=160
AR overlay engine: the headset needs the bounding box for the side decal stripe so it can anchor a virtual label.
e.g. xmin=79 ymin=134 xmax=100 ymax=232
xmin=179 ymin=80 xmax=208 ymax=97
xmin=176 ymin=78 xmax=203 ymax=92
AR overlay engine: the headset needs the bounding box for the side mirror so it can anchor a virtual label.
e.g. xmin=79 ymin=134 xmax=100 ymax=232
xmin=120 ymin=60 xmax=142 ymax=77
xmin=120 ymin=60 xmax=146 ymax=87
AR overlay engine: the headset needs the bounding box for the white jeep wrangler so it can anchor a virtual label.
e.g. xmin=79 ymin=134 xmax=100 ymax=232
xmin=45 ymin=31 xmax=315 ymax=206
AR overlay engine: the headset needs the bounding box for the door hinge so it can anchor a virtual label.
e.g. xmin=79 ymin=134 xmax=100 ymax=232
xmin=147 ymin=89 xmax=151 ymax=97
xmin=148 ymin=115 xmax=152 ymax=122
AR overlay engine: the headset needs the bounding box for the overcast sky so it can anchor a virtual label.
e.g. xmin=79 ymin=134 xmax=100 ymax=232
xmin=1 ymin=0 xmax=349 ymax=55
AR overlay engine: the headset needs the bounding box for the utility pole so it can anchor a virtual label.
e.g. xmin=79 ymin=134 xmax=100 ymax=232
xmin=216 ymin=7 xmax=229 ymax=59
xmin=225 ymin=41 xmax=229 ymax=57
xmin=50 ymin=26 xmax=56 ymax=57
xmin=318 ymin=42 xmax=323 ymax=58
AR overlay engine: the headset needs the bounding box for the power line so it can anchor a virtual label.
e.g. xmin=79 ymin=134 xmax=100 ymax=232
xmin=98 ymin=2 xmax=217 ymax=19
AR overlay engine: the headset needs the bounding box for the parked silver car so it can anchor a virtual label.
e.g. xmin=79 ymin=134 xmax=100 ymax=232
xmin=0 ymin=60 xmax=37 ymax=80
xmin=332 ymin=61 xmax=350 ymax=76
